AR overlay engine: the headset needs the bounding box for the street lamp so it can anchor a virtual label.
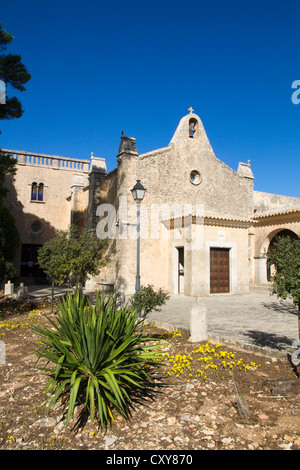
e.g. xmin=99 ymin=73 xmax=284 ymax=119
xmin=131 ymin=180 xmax=146 ymax=299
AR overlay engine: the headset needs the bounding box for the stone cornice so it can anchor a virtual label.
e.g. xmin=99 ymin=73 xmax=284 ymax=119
xmin=254 ymin=205 xmax=300 ymax=219
xmin=161 ymin=211 xmax=255 ymax=229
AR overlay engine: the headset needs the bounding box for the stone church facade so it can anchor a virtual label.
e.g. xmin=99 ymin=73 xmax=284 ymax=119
xmin=3 ymin=109 xmax=300 ymax=295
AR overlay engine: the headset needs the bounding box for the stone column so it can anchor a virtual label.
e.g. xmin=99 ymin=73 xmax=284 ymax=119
xmin=87 ymin=156 xmax=107 ymax=233
xmin=189 ymin=297 xmax=207 ymax=342
xmin=17 ymin=154 xmax=26 ymax=165
xmin=115 ymin=134 xmax=138 ymax=294
xmin=254 ymin=257 xmax=268 ymax=285
xmin=248 ymin=229 xmax=255 ymax=288
xmin=70 ymin=172 xmax=89 ymax=228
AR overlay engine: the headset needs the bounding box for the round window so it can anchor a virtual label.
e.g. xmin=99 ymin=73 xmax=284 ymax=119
xmin=190 ymin=170 xmax=202 ymax=185
xmin=31 ymin=222 xmax=41 ymax=233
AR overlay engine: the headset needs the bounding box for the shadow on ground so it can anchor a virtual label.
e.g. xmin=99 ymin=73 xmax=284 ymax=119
xmin=244 ymin=330 xmax=293 ymax=352
xmin=261 ymin=302 xmax=298 ymax=316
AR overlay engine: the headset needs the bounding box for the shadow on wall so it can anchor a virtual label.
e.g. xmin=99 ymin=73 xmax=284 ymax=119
xmin=3 ymin=174 xmax=57 ymax=283
xmin=3 ymin=171 xmax=108 ymax=286
xmin=71 ymin=207 xmax=88 ymax=230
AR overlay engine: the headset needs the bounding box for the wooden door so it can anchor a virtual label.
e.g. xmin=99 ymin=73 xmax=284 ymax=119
xmin=210 ymin=248 xmax=230 ymax=293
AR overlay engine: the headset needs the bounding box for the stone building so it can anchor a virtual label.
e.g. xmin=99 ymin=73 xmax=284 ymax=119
xmin=3 ymin=109 xmax=300 ymax=294
xmin=3 ymin=150 xmax=105 ymax=282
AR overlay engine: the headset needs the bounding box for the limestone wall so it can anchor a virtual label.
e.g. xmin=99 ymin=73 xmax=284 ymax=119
xmin=137 ymin=113 xmax=254 ymax=219
xmin=3 ymin=150 xmax=90 ymax=245
xmin=106 ymin=113 xmax=256 ymax=295
xmin=3 ymin=150 xmax=90 ymax=277
xmin=254 ymin=191 xmax=300 ymax=213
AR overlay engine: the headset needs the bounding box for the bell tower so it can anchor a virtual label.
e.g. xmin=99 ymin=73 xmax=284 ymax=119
xmin=169 ymin=107 xmax=213 ymax=152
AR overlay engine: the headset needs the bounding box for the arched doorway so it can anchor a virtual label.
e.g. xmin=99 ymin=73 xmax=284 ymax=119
xmin=267 ymin=229 xmax=299 ymax=281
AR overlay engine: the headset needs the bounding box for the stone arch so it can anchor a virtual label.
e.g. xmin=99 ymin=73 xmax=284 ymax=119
xmin=266 ymin=229 xmax=299 ymax=281
xmin=260 ymin=228 xmax=298 ymax=256
xmin=255 ymin=227 xmax=299 ymax=285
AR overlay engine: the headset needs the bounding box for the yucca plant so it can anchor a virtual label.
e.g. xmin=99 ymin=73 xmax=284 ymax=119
xmin=31 ymin=291 xmax=162 ymax=430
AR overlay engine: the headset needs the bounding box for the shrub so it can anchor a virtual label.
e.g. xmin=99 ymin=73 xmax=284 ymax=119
xmin=31 ymin=292 xmax=162 ymax=430
xmin=37 ymin=226 xmax=108 ymax=290
xmin=130 ymin=284 xmax=170 ymax=319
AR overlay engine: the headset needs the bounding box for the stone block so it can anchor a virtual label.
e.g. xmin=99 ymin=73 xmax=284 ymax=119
xmin=189 ymin=297 xmax=207 ymax=342
xmin=4 ymin=280 xmax=14 ymax=297
xmin=0 ymin=341 xmax=5 ymax=364
xmin=16 ymin=283 xmax=28 ymax=300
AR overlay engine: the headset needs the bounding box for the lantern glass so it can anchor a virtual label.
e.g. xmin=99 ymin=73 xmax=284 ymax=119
xmin=131 ymin=180 xmax=146 ymax=202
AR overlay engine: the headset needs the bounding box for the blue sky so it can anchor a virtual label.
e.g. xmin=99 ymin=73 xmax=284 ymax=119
xmin=1 ymin=0 xmax=300 ymax=196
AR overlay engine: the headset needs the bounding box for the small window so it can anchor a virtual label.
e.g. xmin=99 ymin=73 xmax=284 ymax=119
xmin=31 ymin=182 xmax=37 ymax=201
xmin=38 ymin=183 xmax=44 ymax=201
xmin=31 ymin=182 xmax=44 ymax=201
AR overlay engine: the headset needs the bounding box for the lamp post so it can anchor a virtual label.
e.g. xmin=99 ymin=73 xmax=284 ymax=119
xmin=131 ymin=180 xmax=146 ymax=300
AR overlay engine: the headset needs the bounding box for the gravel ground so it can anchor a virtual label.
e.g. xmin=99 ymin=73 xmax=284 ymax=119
xmin=0 ymin=296 xmax=300 ymax=455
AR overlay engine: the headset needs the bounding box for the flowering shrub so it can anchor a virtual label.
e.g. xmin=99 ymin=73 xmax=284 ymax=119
xmin=0 ymin=308 xmax=41 ymax=336
xmin=159 ymin=340 xmax=260 ymax=382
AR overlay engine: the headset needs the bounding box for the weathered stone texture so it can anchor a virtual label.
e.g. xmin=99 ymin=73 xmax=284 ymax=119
xmin=3 ymin=110 xmax=300 ymax=294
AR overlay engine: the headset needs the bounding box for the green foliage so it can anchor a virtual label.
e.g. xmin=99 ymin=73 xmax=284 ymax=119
xmin=31 ymin=292 xmax=162 ymax=429
xmin=0 ymin=20 xmax=30 ymax=276
xmin=37 ymin=226 xmax=107 ymax=288
xmin=0 ymin=22 xmax=31 ymax=126
xmin=0 ymin=151 xmax=20 ymax=282
xmin=0 ymin=150 xmax=17 ymax=199
xmin=267 ymin=235 xmax=300 ymax=309
xmin=0 ymin=205 xmax=20 ymax=281
xmin=66 ymin=227 xmax=108 ymax=288
xmin=37 ymin=230 xmax=71 ymax=285
xmin=130 ymin=284 xmax=170 ymax=319
xmin=267 ymin=235 xmax=300 ymax=338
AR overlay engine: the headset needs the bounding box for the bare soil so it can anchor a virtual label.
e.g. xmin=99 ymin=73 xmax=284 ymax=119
xmin=0 ymin=295 xmax=300 ymax=452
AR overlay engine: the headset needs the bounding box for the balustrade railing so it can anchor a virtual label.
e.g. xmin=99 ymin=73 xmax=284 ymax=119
xmin=2 ymin=149 xmax=90 ymax=172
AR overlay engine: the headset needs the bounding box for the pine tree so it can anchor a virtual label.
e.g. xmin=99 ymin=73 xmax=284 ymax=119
xmin=0 ymin=22 xmax=31 ymax=126
xmin=0 ymin=23 xmax=31 ymax=281
xmin=0 ymin=152 xmax=20 ymax=282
